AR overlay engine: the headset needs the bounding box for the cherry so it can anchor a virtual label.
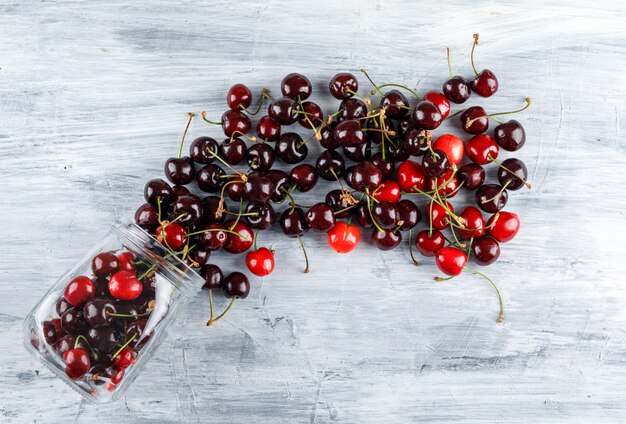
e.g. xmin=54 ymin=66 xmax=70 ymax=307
xmin=466 ymin=134 xmax=498 ymax=164
xmin=497 ymin=158 xmax=528 ymax=190
xmin=87 ymin=326 xmax=119 ymax=353
xmin=196 ymin=164 xmax=225 ymax=193
xmin=56 ymin=297 xmax=71 ymax=316
xmin=164 ymin=156 xmax=195 ymax=186
xmin=290 ymin=164 xmax=318 ymax=192
xmin=426 ymin=169 xmax=458 ymax=198
xmin=219 ymin=137 xmax=247 ymax=165
xmin=155 ymin=222 xmax=187 ymax=250
xmin=432 ymin=134 xmax=464 ymax=166
xmin=306 ymin=203 xmax=336 ymax=232
xmin=334 ymin=119 xmax=365 ymax=147
xmin=256 ymin=115 xmax=282 ymax=141
xmin=435 ymin=247 xmax=467 ymax=276
xmin=351 ymin=161 xmax=382 ymax=191
xmin=268 ymin=97 xmax=298 ymax=125
xmin=412 ymin=100 xmax=442 ymax=130
xmin=460 ymin=106 xmax=488 ymax=135
xmin=113 ymin=347 xmax=136 ymax=369
xmin=371 ymin=228 xmax=402 ymax=251
xmin=279 ymin=207 xmax=309 ymax=237
xmin=223 ymin=272 xmax=250 ymax=298
xmin=281 ymin=73 xmax=312 ymax=100
xmin=422 ymin=150 xmax=450 ymax=178
xmin=199 ymin=223 xmax=228 ymax=250
xmin=189 ymin=136 xmax=218 ymax=164
xmin=265 ymin=170 xmax=291 ymax=202
xmin=402 ymin=129 xmax=430 ymax=157
xmin=443 ymin=75 xmax=471 ymax=104
xmin=396 ymin=160 xmax=426 ymax=193
xmin=42 ymin=320 xmax=58 ymax=344
xmin=298 ymin=101 xmax=324 ymax=129
xmin=117 ymin=252 xmax=136 ymax=273
xmin=245 ymin=202 xmax=276 ymax=230
xmin=471 ymin=70 xmax=498 ymax=97
xmin=487 ymin=211 xmax=520 ymax=243
xmin=372 ymin=201 xmax=400 ymax=229
xmin=91 ymin=253 xmax=120 ymax=279
xmin=457 ymin=164 xmax=485 ymax=190
xmin=353 ymin=203 xmax=373 ymax=228
xmin=227 ymin=83 xmax=252 ymax=110
xmin=221 ymin=110 xmax=251 ymax=137
xmin=329 ymin=73 xmax=358 ymax=99
xmin=144 ymin=178 xmax=174 ymax=206
xmin=54 ymin=334 xmax=87 ymax=355
xmin=472 ymin=236 xmax=500 ymax=266
xmin=327 ymin=222 xmax=360 ymax=253
xmin=223 ymin=220 xmax=254 ymax=254
xmin=172 ymin=185 xmax=191 ymax=197
xmin=494 ymin=120 xmax=525 ymax=151
xmin=243 ymin=174 xmax=274 ymax=203
xmin=365 ymin=115 xmax=393 ymax=147
xmin=371 ymin=153 xmax=394 ymax=179
xmin=64 ymin=276 xmax=95 ymax=307
xmin=397 ymin=199 xmax=421 ymax=230
xmin=64 ymin=348 xmax=91 ymax=380
xmin=380 ymin=89 xmax=409 ymax=119
xmin=319 ymin=123 xmax=340 ymax=149
xmin=457 ymin=206 xmax=486 ymax=240
xmin=275 ymin=132 xmax=307 ymax=163
xmin=187 ymin=245 xmax=211 ymax=268
xmin=339 ymin=98 xmax=367 ymax=121
xmin=343 ymin=140 xmax=372 ymax=162
xmin=246 ymin=247 xmax=275 ymax=277
xmin=325 ymin=190 xmax=354 ymax=219
xmin=316 ymin=149 xmax=345 ymax=181
xmin=83 ymin=298 xmax=116 ymax=328
xmin=201 ymin=196 xmax=226 ymax=225
xmin=416 ymin=230 xmax=445 ymax=256
xmin=60 ymin=308 xmax=87 ymax=334
xmin=109 ymin=271 xmax=143 ymax=300
xmin=476 ymin=184 xmax=508 ymax=213
xmin=247 ymin=143 xmax=275 ymax=172
xmin=428 ymin=200 xmax=454 ymax=230
xmin=201 ymin=264 xmax=223 ymax=289
xmin=135 ymin=203 xmax=159 ymax=232
xmin=372 ymin=180 xmax=401 ymax=203
xmin=384 ymin=140 xmax=410 ymax=162
xmin=423 ymin=91 xmax=450 ymax=119
xmin=172 ymin=194 xmax=204 ymax=226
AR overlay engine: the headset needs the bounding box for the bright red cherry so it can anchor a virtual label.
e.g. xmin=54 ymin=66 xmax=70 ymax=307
xmin=116 ymin=252 xmax=135 ymax=273
xmin=227 ymin=83 xmax=252 ymax=110
xmin=435 ymin=247 xmax=467 ymax=276
xmin=426 ymin=169 xmax=459 ymax=198
xmin=423 ymin=91 xmax=450 ymax=119
xmin=487 ymin=211 xmax=520 ymax=243
xmin=223 ymin=220 xmax=254 ymax=254
xmin=245 ymin=247 xmax=275 ymax=277
xmin=155 ymin=222 xmax=187 ymax=250
xmin=457 ymin=206 xmax=486 ymax=240
xmin=108 ymin=271 xmax=143 ymax=300
xmin=428 ymin=200 xmax=454 ymax=230
xmin=415 ymin=230 xmax=445 ymax=257
xmin=465 ymin=134 xmax=499 ymax=165
xmin=63 ymin=348 xmax=91 ymax=379
xmin=327 ymin=222 xmax=360 ymax=254
xmin=113 ymin=347 xmax=136 ymax=369
xmin=396 ymin=160 xmax=426 ymax=193
xmin=372 ymin=180 xmax=401 ymax=203
xmin=64 ymin=276 xmax=95 ymax=307
xmin=432 ymin=134 xmax=464 ymax=166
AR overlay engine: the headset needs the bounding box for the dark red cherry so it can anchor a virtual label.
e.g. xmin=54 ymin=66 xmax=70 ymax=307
xmin=353 ymin=203 xmax=373 ymax=229
xmin=290 ymin=164 xmax=318 ymax=192
xmin=226 ymin=180 xmax=244 ymax=203
xmin=351 ymin=161 xmax=382 ymax=191
xmin=412 ymin=100 xmax=442 ymax=130
xmin=364 ymin=115 xmax=394 ymax=145
xmin=306 ymin=203 xmax=336 ymax=232
xmin=221 ymin=110 xmax=251 ymax=137
xmin=64 ymin=348 xmax=91 ymax=380
xmin=83 ymin=298 xmax=116 ymax=328
xmin=275 ymin=133 xmax=307 ymax=164
xmin=268 ymin=97 xmax=298 ymax=125
xmin=135 ymin=203 xmax=159 ymax=232
xmin=201 ymin=264 xmax=223 ymax=289
xmin=247 ymin=143 xmax=275 ymax=172
xmin=471 ymin=69 xmax=498 ymax=97
xmin=494 ymin=120 xmax=526 ymax=151
xmin=371 ymin=201 xmax=400 ymax=229
xmin=416 ymin=230 xmax=445 ymax=256
xmin=460 ymin=106 xmax=488 ymax=135
xmin=384 ymin=139 xmax=410 ymax=162
xmin=298 ymin=101 xmax=323 ymax=129
xmin=472 ymin=236 xmax=501 ymax=266
xmin=423 ymin=91 xmax=450 ymax=119
xmin=42 ymin=320 xmax=58 ymax=344
xmin=113 ymin=347 xmax=136 ymax=369
xmin=339 ymin=98 xmax=367 ymax=121
xmin=172 ymin=185 xmax=190 ymax=198
xmin=397 ymin=116 xmax=415 ymax=136
xmin=125 ymin=319 xmax=149 ymax=347
xmin=164 ymin=157 xmax=195 ymax=186
xmin=199 ymin=223 xmax=228 ymax=250
xmin=219 ymin=137 xmax=247 ymax=165
xmin=189 ymin=136 xmax=218 ymax=164
xmin=497 ymin=158 xmax=528 ymax=191
xmin=325 ymin=189 xmax=354 ymax=219
xmin=426 ymin=169 xmax=458 ymax=198
xmin=319 ymin=123 xmax=340 ymax=149
xmin=222 ymin=272 xmax=250 ymax=299
xmin=329 ymin=72 xmax=358 ymax=99
xmin=54 ymin=334 xmax=88 ymax=356
xmin=196 ymin=164 xmax=225 ymax=193
xmin=227 ymin=83 xmax=252 ymax=110
xmin=281 ymin=73 xmax=312 ymax=100
xmin=92 ymin=253 xmax=120 ymax=278
xmin=421 ymin=149 xmax=450 ymax=178
xmin=279 ymin=207 xmax=308 ymax=237
xmin=343 ymin=140 xmax=371 ymax=162
xmin=201 ymin=196 xmax=226 ymax=225
xmin=371 ymin=228 xmax=402 ymax=251
xmin=87 ymin=326 xmax=119 ymax=353
xmin=56 ymin=297 xmax=71 ymax=316
xmin=245 ymin=202 xmax=276 ymax=230
xmin=380 ymin=89 xmax=409 ymax=119
xmin=60 ymin=308 xmax=87 ymax=334
xmin=475 ymin=184 xmax=508 ymax=213
xmin=334 ymin=119 xmax=365 ymax=147
xmin=442 ymin=76 xmax=471 ymax=104
xmin=186 ymin=245 xmax=211 ymax=268
xmin=370 ymin=152 xmax=394 ymax=179
xmin=64 ymin=276 xmax=95 ymax=307
xmin=256 ymin=115 xmax=281 ymax=141
xmin=243 ymin=174 xmax=274 ymax=203
xmin=265 ymin=170 xmax=291 ymax=203
xmin=457 ymin=164 xmax=485 ymax=190
xmin=144 ymin=178 xmax=174 ymax=206
xmin=316 ymin=149 xmax=345 ymax=181
xmin=172 ymin=194 xmax=204 ymax=226
xmin=397 ymin=199 xmax=421 ymax=230
xmin=402 ymin=129 xmax=430 ymax=157
xmin=223 ymin=220 xmax=254 ymax=254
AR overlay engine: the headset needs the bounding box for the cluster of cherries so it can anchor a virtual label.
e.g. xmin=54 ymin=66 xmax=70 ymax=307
xmin=131 ymin=34 xmax=530 ymax=324
xmin=34 ymin=250 xmax=156 ymax=384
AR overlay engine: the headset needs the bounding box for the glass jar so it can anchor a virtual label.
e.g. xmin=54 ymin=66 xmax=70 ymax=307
xmin=22 ymin=223 xmax=204 ymax=403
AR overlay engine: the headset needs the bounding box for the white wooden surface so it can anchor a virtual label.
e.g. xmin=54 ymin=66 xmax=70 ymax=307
xmin=1 ymin=1 xmax=626 ymax=422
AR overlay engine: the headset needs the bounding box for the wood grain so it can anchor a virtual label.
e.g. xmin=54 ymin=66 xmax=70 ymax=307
xmin=1 ymin=0 xmax=626 ymax=422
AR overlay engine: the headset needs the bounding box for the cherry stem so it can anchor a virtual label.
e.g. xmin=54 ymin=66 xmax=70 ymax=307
xmin=481 ymin=181 xmax=511 ymax=204
xmin=229 ymin=198 xmax=244 ymax=230
xmin=447 ymin=218 xmax=466 ymax=248
xmin=465 ymin=98 xmax=532 ymax=128
xmin=297 ymin=97 xmax=320 ymax=137
xmin=73 ymin=335 xmax=98 ymax=360
xmin=365 ymin=189 xmax=386 ymax=233
xmin=240 ymin=88 xmax=270 ymax=116
xmin=207 ymin=297 xmax=236 ymax=326
xmin=187 ymin=227 xmax=250 ymax=241
xmin=201 ymin=111 xmax=220 ymax=125
xmin=434 ymin=275 xmax=455 ymax=281
xmin=406 ymin=187 xmax=464 ymax=227
xmin=178 ymin=113 xmax=195 ymax=159
xmin=156 ymin=196 xmax=163 ymax=223
xmin=371 ymin=83 xmax=420 ymax=100
xmin=112 ymin=334 xmax=137 ymax=359
xmin=360 ymin=68 xmax=384 ymax=96
xmin=470 ymin=33 xmax=480 ymax=76
xmin=253 ymin=230 xmax=258 ymax=251
xmin=296 ymin=236 xmax=309 ymax=273
xmin=490 ymin=156 xmax=532 ymax=189
xmin=107 ymin=310 xmax=152 ymax=318
xmin=466 ymin=237 xmax=474 ymax=259
xmin=408 ymin=229 xmax=419 ymax=266
xmin=428 ymin=201 xmax=434 ymax=237
xmin=229 ymin=130 xmax=257 ymax=144
xmin=208 ymin=289 xmax=215 ymax=320
xmin=205 ymin=148 xmax=247 ymax=180
xmin=446 ymin=47 xmax=453 ymax=79
xmin=465 ymin=265 xmax=505 ymax=324
xmin=345 ymin=88 xmax=372 ymax=110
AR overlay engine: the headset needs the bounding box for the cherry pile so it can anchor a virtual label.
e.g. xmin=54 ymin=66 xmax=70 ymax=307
xmin=38 ymin=251 xmax=156 ymax=386
xmin=132 ymin=34 xmax=531 ymax=324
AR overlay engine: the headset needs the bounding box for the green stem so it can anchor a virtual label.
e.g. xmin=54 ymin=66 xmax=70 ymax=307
xmin=446 ymin=47 xmax=453 ymax=79
xmin=207 ymin=297 xmax=236 ymax=326
xmin=178 ymin=113 xmax=194 ymax=158
xmin=112 ymin=334 xmax=137 ymax=359
xmin=201 ymin=111 xmax=221 ymax=125
xmin=408 ymin=229 xmax=418 ymax=266
xmin=372 ymin=83 xmax=420 ymax=99
xmin=470 ymin=34 xmax=479 ymax=75
xmin=465 ymin=265 xmax=505 ymax=324
xmin=297 ymin=236 xmax=309 ymax=273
